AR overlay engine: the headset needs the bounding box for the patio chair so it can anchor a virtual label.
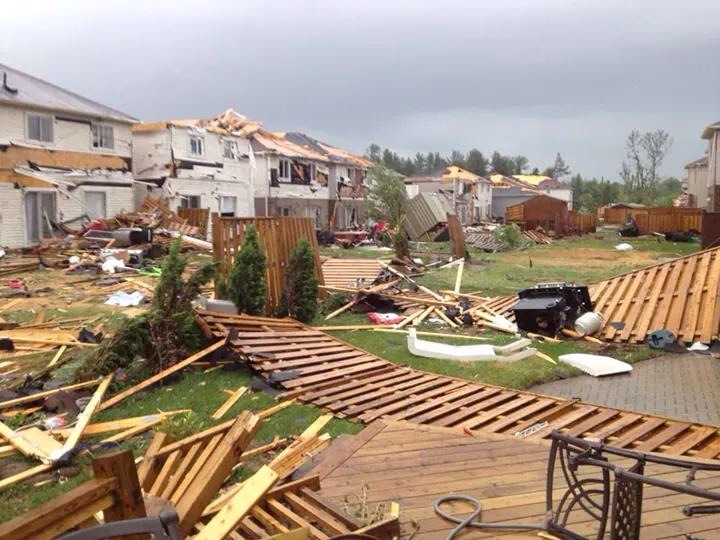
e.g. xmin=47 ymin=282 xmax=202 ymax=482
xmin=59 ymin=509 xmax=183 ymax=540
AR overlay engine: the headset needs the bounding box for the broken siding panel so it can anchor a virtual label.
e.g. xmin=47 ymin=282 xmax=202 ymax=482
xmin=0 ymin=104 xmax=132 ymax=157
xmin=162 ymin=178 xmax=253 ymax=218
xmin=131 ymin=130 xmax=173 ymax=178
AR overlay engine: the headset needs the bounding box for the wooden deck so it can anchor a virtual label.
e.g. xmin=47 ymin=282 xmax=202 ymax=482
xmin=312 ymin=421 xmax=720 ymax=539
xmin=321 ymin=258 xmax=384 ymax=289
xmin=197 ymin=310 xmax=720 ymax=461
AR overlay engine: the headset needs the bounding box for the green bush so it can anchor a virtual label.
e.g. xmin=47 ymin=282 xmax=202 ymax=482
xmin=75 ymin=239 xmax=217 ymax=380
xmin=277 ymin=236 xmax=319 ymax=322
xmin=494 ymin=223 xmax=524 ymax=248
xmin=393 ymin=222 xmax=410 ymax=259
xmin=227 ymin=226 xmax=267 ymax=315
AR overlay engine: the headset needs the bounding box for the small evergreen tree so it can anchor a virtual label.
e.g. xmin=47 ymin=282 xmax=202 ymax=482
xmin=228 ymin=226 xmax=267 ymax=315
xmin=278 ymin=236 xmax=319 ymax=322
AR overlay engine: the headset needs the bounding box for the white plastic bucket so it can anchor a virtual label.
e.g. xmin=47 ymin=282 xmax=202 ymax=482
xmin=574 ymin=312 xmax=604 ymax=336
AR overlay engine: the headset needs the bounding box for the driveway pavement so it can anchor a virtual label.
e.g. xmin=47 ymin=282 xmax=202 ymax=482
xmin=530 ymin=353 xmax=720 ymax=425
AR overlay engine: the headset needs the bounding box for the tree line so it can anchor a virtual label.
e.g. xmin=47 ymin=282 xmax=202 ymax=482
xmin=366 ymin=128 xmax=681 ymax=212
xmin=365 ymin=143 xmax=571 ymax=179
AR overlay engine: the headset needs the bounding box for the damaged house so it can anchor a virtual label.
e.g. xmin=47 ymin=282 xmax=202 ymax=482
xmin=252 ymin=131 xmax=371 ymax=230
xmin=131 ymin=109 xmax=257 ymax=229
xmin=0 ymin=63 xmax=136 ymax=248
xmin=404 ymin=166 xmax=491 ymax=225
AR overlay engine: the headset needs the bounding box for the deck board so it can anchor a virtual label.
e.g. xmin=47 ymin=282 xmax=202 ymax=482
xmin=314 ymin=421 xmax=720 ymax=539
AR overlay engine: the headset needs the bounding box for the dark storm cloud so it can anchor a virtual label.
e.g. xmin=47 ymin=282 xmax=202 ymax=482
xmin=2 ymin=0 xmax=718 ymax=177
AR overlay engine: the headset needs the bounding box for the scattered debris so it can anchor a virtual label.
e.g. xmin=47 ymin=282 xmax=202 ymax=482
xmin=407 ymin=329 xmax=540 ymax=363
xmin=558 ymin=353 xmax=632 ymax=377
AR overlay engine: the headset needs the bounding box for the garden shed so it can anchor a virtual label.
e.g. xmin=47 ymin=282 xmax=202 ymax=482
xmin=505 ymin=194 xmax=569 ymax=235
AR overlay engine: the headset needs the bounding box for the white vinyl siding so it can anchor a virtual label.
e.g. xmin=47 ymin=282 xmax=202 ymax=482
xmin=91 ymin=124 xmax=114 ymax=150
xmin=84 ymin=191 xmax=107 ymax=218
xmin=26 ymin=113 xmax=54 ymax=143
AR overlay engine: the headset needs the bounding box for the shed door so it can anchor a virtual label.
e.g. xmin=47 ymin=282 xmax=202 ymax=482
xmin=85 ymin=192 xmax=107 ymax=219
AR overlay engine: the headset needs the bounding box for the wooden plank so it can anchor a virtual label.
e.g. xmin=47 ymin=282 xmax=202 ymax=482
xmin=97 ymin=339 xmax=227 ymax=411
xmin=62 ymin=374 xmax=113 ymax=454
xmin=0 ymin=379 xmax=100 ymax=409
xmin=194 ymin=466 xmax=279 ymax=540
xmin=612 ymin=418 xmax=667 ymax=448
xmin=265 ymin=498 xmax=328 ymax=540
xmin=212 ymin=387 xmax=248 ymax=419
xmin=633 ymin=422 xmax=691 ymax=452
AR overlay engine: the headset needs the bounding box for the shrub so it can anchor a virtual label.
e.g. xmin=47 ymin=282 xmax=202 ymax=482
xmin=277 ymin=236 xmax=319 ymax=322
xmin=494 ymin=223 xmax=524 ymax=248
xmin=393 ymin=222 xmax=410 ymax=259
xmin=227 ymin=226 xmax=267 ymax=315
xmin=75 ymin=239 xmax=217 ymax=380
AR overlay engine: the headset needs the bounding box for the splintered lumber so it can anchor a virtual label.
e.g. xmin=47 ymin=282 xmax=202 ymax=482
xmin=0 ymin=463 xmax=53 ymax=492
xmin=453 ymin=259 xmax=464 ymax=294
xmin=61 ymin=374 xmax=113 ymax=456
xmin=0 ymin=422 xmax=56 ymax=463
xmin=195 ymin=465 xmax=279 ymax=540
xmin=97 ymin=338 xmax=227 ymax=412
xmin=379 ymin=261 xmax=445 ymax=301
xmin=55 ymin=410 xmax=190 ymax=439
xmin=212 ymin=387 xmax=248 ymax=419
xmin=0 ymin=378 xmax=100 ymax=410
xmin=102 ymin=418 xmax=164 ymax=443
xmin=140 ymin=411 xmax=261 ymax=535
xmin=46 ymin=345 xmax=67 ymax=369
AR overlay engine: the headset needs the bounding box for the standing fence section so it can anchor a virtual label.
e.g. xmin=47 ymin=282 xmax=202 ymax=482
xmin=178 ymin=207 xmax=210 ymax=239
xmin=568 ymin=211 xmax=597 ymax=234
xmin=634 ymin=208 xmax=704 ymax=234
xmin=212 ymin=215 xmax=323 ymax=314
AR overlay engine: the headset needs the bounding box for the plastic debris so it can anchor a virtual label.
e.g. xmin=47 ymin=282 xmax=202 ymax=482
xmin=105 ymin=290 xmax=145 ymax=307
xmin=615 ymin=243 xmax=633 ymax=251
xmin=101 ymin=257 xmax=126 ymax=274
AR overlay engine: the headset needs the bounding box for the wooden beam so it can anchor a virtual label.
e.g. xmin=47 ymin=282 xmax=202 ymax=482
xmin=91 ymin=449 xmax=147 ymax=524
xmin=0 ymin=379 xmax=100 ymax=410
xmin=212 ymin=387 xmax=248 ymax=420
xmin=61 ymin=374 xmax=113 ymax=455
xmin=97 ymin=339 xmax=227 ymax=412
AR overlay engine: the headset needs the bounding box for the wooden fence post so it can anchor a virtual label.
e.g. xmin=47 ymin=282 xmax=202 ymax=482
xmin=92 ymin=449 xmax=147 ymax=524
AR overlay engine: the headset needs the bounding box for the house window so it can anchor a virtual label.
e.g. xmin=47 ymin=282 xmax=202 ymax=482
xmin=278 ymin=207 xmax=290 ymax=217
xmin=223 ymin=140 xmax=238 ymax=160
xmin=24 ymin=191 xmax=57 ymax=243
xmin=180 ymin=195 xmax=201 ymax=209
xmin=304 ymin=207 xmax=322 ymax=229
xmin=308 ymin=163 xmax=316 ymax=181
xmin=219 ymin=196 xmax=237 ymax=217
xmin=190 ymin=136 xmax=204 ymax=157
xmin=270 ymin=168 xmax=279 ymax=187
xmin=27 ymin=113 xmax=54 ymax=143
xmin=91 ymin=124 xmax=114 ymax=150
xmin=279 ymin=159 xmax=290 ymax=179
xmin=84 ymin=192 xmax=107 ymax=219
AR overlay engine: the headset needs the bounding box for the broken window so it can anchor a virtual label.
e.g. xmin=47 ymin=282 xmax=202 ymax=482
xmin=190 ymin=136 xmax=204 ymax=157
xmin=180 ymin=195 xmax=201 ymax=209
xmin=279 ymin=159 xmax=290 ymax=179
xmin=223 ymin=139 xmax=238 ymax=160
xmin=91 ymin=124 xmax=114 ymax=150
xmin=27 ymin=113 xmax=53 ymax=143
xmin=270 ymin=168 xmax=279 ymax=187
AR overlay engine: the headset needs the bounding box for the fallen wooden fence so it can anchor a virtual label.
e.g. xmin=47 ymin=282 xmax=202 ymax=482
xmin=196 ymin=309 xmax=720 ymax=461
xmin=212 ymin=215 xmax=324 ymax=314
xmin=0 ymin=450 xmax=145 ymax=540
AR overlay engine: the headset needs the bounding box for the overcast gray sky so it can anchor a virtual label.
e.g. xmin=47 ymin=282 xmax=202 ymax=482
xmin=2 ymin=0 xmax=719 ymax=179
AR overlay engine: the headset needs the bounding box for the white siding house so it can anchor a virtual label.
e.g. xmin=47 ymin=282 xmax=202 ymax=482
xmin=702 ymin=121 xmax=720 ymax=211
xmin=0 ymin=63 xmax=136 ymax=248
xmin=132 ymin=110 xmax=255 ymax=235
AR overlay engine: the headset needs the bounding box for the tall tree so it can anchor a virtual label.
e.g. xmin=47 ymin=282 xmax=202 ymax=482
xmin=619 ymin=129 xmax=673 ymax=195
xmin=512 ymin=155 xmax=529 ymax=174
xmin=449 ymin=150 xmax=466 ymax=169
xmin=552 ymin=152 xmax=571 ymax=178
xmin=367 ymin=163 xmax=408 ymax=228
xmin=366 ymin=143 xmax=382 ymax=162
xmin=465 ymin=149 xmax=488 ymax=176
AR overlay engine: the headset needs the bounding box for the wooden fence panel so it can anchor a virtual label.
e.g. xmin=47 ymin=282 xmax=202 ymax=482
xmin=212 ymin=216 xmax=323 ymax=314
xmin=178 ymin=207 xmax=210 ymax=239
xmin=603 ymin=207 xmax=648 ymax=225
xmin=634 ymin=209 xmax=704 ymax=234
xmin=568 ymin=211 xmax=597 ymax=234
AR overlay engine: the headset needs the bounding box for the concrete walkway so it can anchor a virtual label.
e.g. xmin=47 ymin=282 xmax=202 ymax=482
xmin=531 ymin=353 xmax=720 ymax=425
